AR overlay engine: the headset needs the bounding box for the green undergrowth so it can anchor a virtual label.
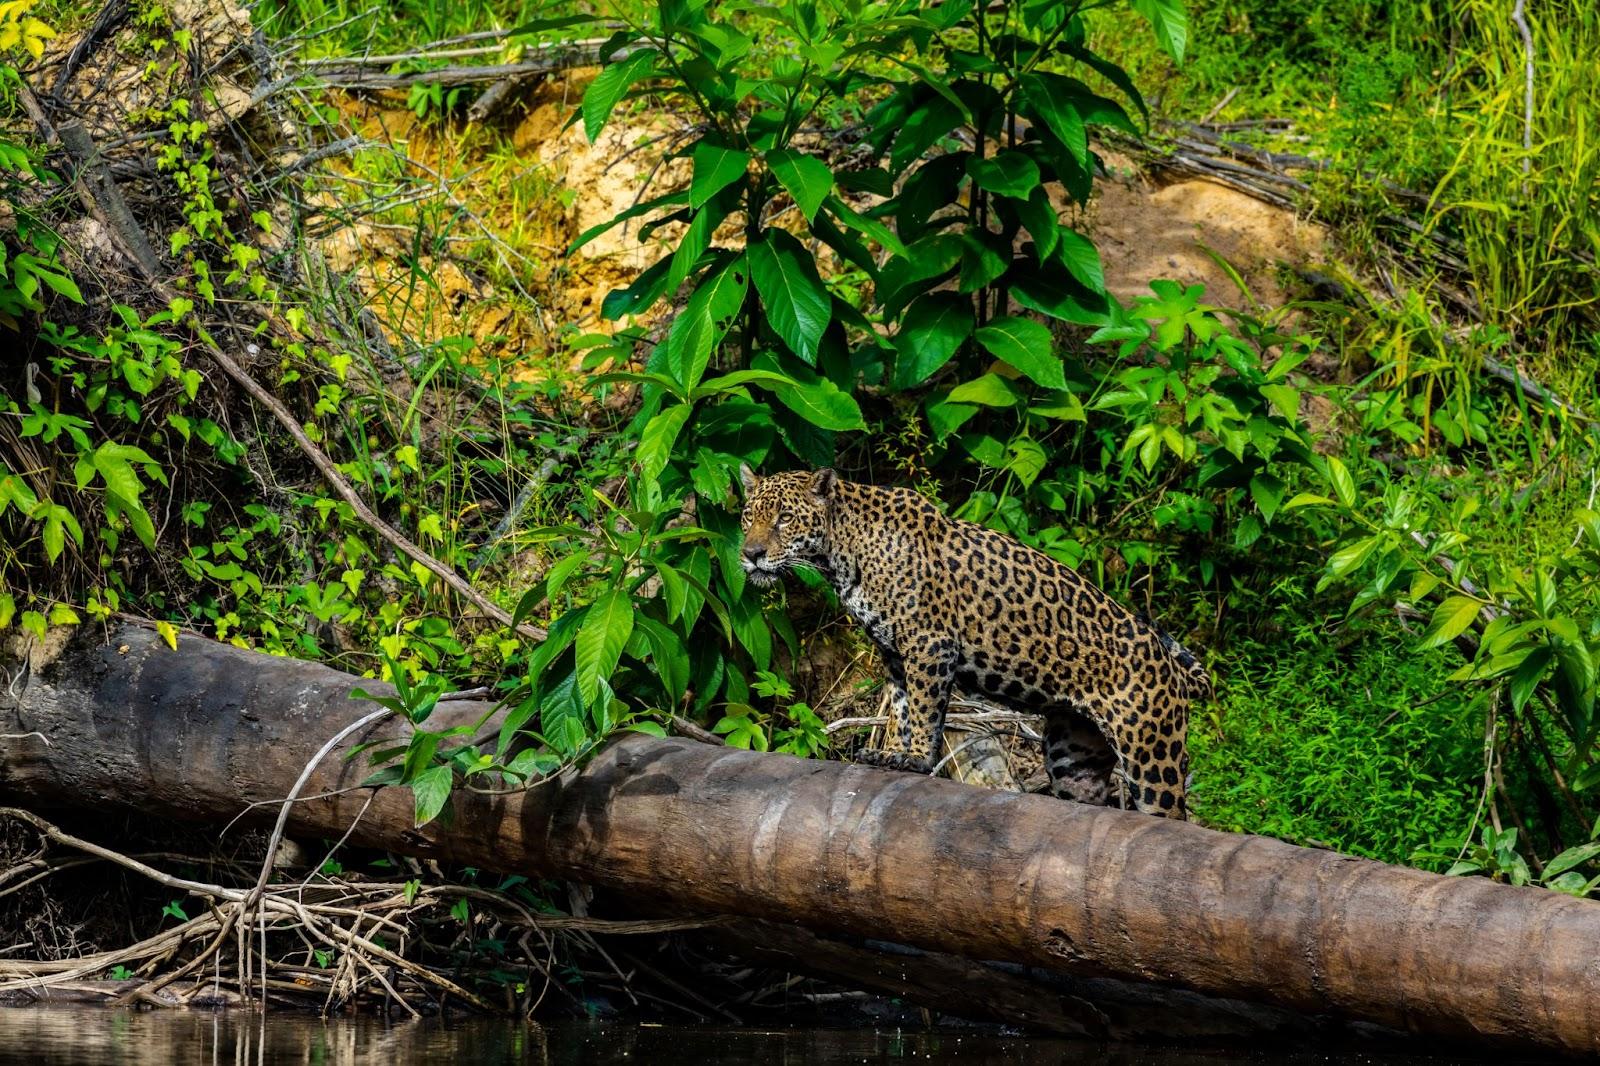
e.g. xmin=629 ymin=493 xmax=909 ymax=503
xmin=1194 ymin=615 xmax=1480 ymax=864
xmin=4 ymin=0 xmax=1598 ymax=902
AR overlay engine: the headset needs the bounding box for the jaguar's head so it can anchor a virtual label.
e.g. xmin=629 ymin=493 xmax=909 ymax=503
xmin=738 ymin=465 xmax=839 ymax=588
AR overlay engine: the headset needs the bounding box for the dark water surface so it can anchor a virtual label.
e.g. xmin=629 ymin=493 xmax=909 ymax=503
xmin=0 ymin=1007 xmax=1490 ymax=1065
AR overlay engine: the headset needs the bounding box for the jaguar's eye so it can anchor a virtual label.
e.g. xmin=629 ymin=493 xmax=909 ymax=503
xmin=775 ymin=510 xmax=790 ymax=527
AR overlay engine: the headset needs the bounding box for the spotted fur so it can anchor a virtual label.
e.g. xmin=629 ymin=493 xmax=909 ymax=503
xmin=739 ymin=466 xmax=1211 ymax=818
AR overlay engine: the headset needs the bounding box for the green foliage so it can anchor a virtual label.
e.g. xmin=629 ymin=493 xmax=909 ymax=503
xmin=481 ymin=0 xmax=1191 ymax=773
xmin=1193 ymin=620 xmax=1480 ymax=863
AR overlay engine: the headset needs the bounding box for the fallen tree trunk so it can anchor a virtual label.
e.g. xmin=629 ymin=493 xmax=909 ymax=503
xmin=3 ymin=625 xmax=1599 ymax=1055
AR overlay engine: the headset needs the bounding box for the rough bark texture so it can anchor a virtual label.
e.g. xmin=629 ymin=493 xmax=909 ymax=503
xmin=3 ymin=625 xmax=1600 ymax=1055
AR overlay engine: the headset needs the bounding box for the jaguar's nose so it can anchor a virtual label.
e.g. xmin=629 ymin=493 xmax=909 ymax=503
xmin=742 ymin=543 xmax=766 ymax=566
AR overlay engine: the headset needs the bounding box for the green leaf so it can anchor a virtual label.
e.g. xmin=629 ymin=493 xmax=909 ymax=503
xmin=892 ymin=293 xmax=972 ymax=389
xmin=974 ymin=316 xmax=1063 ymax=389
xmin=1054 ymin=227 xmax=1104 ymax=294
xmin=690 ymin=143 xmax=750 ymax=209
xmin=576 ymin=588 xmax=635 ymax=707
xmin=581 ymin=48 xmax=659 ymax=141
xmin=1418 ymin=596 xmax=1484 ymax=649
xmin=1324 ymin=535 xmax=1378 ymax=581
xmin=889 ymin=94 xmax=965 ymax=175
xmin=1017 ymin=187 xmax=1058 ymax=259
xmin=1030 ymin=390 xmax=1085 ymax=421
xmin=1006 ymin=438 xmax=1047 ymax=487
xmin=637 ymin=404 xmax=692 ymax=483
xmin=411 ymin=764 xmax=453 ymax=827
xmin=767 ymin=149 xmax=833 ymax=223
xmin=668 ymin=253 xmax=748 ymax=390
xmin=925 ymin=396 xmax=977 ymax=441
xmin=1325 ymin=455 xmax=1357 ymax=509
xmin=1019 ymin=73 xmax=1087 ymax=167
xmin=750 ymin=353 xmax=865 ymax=431
xmin=1260 ymin=383 xmax=1301 ymax=421
xmin=1543 ymin=842 xmax=1600 ymax=880
xmin=966 ymin=150 xmax=1040 ymax=199
xmin=1011 ymin=268 xmax=1110 ymax=326
xmin=749 ymin=230 xmax=832 ymax=364
xmin=947 ymin=373 xmax=1024 ymax=407
xmin=635 ymin=615 xmax=689 ymax=706
xmin=824 ymin=196 xmax=908 ymax=258
xmin=1510 ymin=646 xmax=1552 ymax=712
xmin=1133 ymin=0 xmax=1188 ymax=63
xmin=958 ymin=232 xmax=1010 ymax=294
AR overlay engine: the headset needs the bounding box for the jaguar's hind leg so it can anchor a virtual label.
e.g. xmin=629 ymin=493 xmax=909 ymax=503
xmin=1043 ymin=710 xmax=1117 ymax=806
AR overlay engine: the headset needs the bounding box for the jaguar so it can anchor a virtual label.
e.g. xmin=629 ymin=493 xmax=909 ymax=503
xmin=738 ymin=465 xmax=1210 ymax=818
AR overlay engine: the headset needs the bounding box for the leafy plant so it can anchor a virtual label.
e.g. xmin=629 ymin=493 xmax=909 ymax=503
xmin=484 ymin=0 xmax=1187 ymax=781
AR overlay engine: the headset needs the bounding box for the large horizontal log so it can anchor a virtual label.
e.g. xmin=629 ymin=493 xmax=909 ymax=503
xmin=3 ymin=625 xmax=1599 ymax=1055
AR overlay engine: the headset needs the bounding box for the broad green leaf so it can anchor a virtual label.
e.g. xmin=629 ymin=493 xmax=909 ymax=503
xmin=1006 ymin=438 xmax=1047 ymax=487
xmin=92 ymin=448 xmax=143 ymax=503
xmin=1510 ymin=646 xmax=1552 ymax=712
xmin=690 ymin=143 xmax=750 ymax=209
xmin=576 ymin=588 xmax=635 ymax=707
xmin=749 ymin=230 xmax=831 ymax=364
xmin=411 ymin=764 xmax=453 ymax=827
xmin=637 ymin=404 xmax=691 ymax=483
xmin=767 ymin=149 xmax=833 ymax=223
xmin=1260 ymin=383 xmax=1300 ymax=421
xmin=1418 ymin=596 xmax=1484 ymax=649
xmin=1011 ymin=268 xmax=1110 ymax=326
xmin=667 ymin=199 xmax=724 ymax=288
xmin=974 ymin=316 xmax=1064 ymax=389
xmin=925 ymin=396 xmax=978 ymax=441
xmin=892 ymin=292 xmax=972 ymax=389
xmin=581 ymin=48 xmax=659 ymax=141
xmin=1133 ymin=0 xmax=1188 ymax=63
xmin=1066 ymin=42 xmax=1150 ymax=123
xmin=889 ymin=93 xmax=965 ymax=174
xmin=948 ymin=373 xmax=1024 ymax=407
xmin=668 ymin=253 xmax=748 ymax=390
xmin=1325 ymin=455 xmax=1357 ymax=509
xmin=1054 ymin=227 xmax=1105 ymax=294
xmin=966 ymin=151 xmax=1040 ymax=199
xmin=1543 ymin=842 xmax=1600 ymax=880
xmin=959 ymin=231 xmax=1010 ymax=294
xmin=634 ymin=616 xmax=689 ymax=706
xmin=825 ymin=195 xmax=909 ymax=258
xmin=1017 ymin=187 xmax=1058 ymax=259
xmin=1019 ymin=73 xmax=1087 ymax=166
xmin=1324 ymin=535 xmax=1378 ymax=581
xmin=602 ymin=255 xmax=672 ymax=319
xmin=750 ymin=353 xmax=865 ymax=430
xmin=1030 ymin=390 xmax=1085 ymax=421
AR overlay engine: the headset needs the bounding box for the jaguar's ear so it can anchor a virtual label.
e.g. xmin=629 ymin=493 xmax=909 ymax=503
xmin=810 ymin=467 xmax=839 ymax=501
xmin=739 ymin=462 xmax=760 ymax=496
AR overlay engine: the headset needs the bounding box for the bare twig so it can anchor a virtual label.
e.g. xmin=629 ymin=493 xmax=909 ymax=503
xmin=1198 ymin=86 xmax=1239 ymax=125
xmin=1511 ymin=0 xmax=1534 ymax=179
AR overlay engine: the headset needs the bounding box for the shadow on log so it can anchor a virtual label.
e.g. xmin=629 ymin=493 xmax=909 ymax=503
xmin=2 ymin=624 xmax=1598 ymax=1055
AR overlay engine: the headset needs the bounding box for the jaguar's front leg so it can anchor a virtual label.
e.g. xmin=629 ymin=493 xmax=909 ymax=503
xmin=857 ymin=637 xmax=956 ymax=776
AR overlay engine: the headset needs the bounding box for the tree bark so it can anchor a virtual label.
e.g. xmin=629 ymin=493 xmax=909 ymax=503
xmin=3 ymin=624 xmax=1599 ymax=1055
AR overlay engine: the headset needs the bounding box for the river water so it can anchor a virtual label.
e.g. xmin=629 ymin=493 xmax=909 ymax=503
xmin=0 ymin=1007 xmax=1494 ymax=1065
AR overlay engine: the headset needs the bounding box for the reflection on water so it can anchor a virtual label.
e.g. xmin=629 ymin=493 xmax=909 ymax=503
xmin=0 ymin=1006 xmax=1483 ymax=1065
